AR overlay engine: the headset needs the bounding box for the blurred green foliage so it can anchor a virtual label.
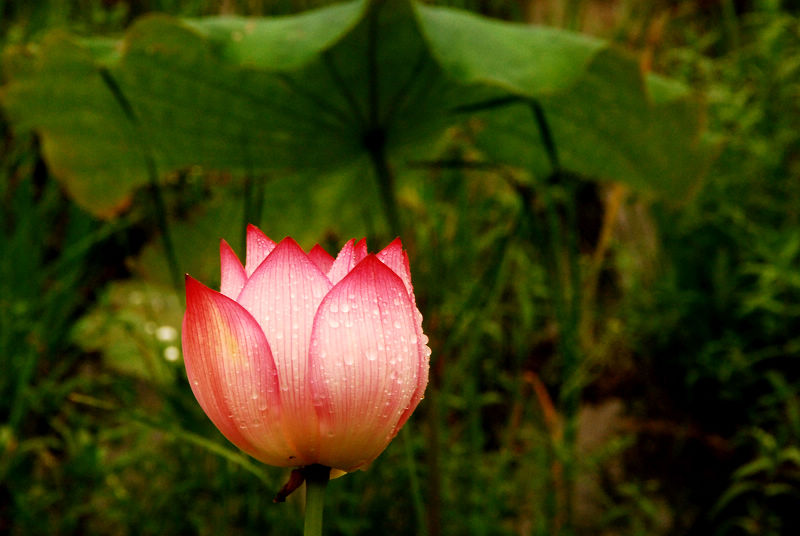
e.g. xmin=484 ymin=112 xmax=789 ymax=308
xmin=1 ymin=1 xmax=799 ymax=535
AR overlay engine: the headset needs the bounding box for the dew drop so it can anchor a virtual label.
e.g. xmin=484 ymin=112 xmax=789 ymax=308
xmin=366 ymin=350 xmax=378 ymax=361
xmin=164 ymin=346 xmax=179 ymax=362
xmin=393 ymin=320 xmax=402 ymax=329
xmin=329 ymin=319 xmax=340 ymax=328
xmin=340 ymin=302 xmax=350 ymax=313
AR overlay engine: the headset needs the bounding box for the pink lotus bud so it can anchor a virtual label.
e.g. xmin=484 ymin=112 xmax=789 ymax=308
xmin=182 ymin=225 xmax=430 ymax=472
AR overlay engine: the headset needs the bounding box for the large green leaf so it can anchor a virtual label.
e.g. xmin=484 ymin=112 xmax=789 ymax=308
xmin=1 ymin=34 xmax=148 ymax=217
xmin=0 ymin=0 xmax=709 ymax=217
xmin=413 ymin=3 xmax=709 ymax=195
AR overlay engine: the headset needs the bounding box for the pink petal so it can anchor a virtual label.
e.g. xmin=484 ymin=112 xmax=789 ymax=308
xmin=327 ymin=238 xmax=368 ymax=285
xmin=220 ymin=239 xmax=246 ymax=299
xmin=236 ymin=238 xmax=333 ymax=460
xmin=326 ymin=239 xmax=356 ymax=285
xmin=309 ymin=255 xmax=423 ymax=471
xmin=354 ymin=238 xmax=368 ymax=263
xmin=375 ymin=238 xmax=430 ymax=433
xmin=391 ymin=309 xmax=430 ymax=437
xmin=245 ymin=224 xmax=276 ymax=277
xmin=182 ymin=276 xmax=298 ymax=466
xmin=308 ymin=244 xmax=335 ymax=274
xmin=376 ymin=238 xmax=413 ymax=297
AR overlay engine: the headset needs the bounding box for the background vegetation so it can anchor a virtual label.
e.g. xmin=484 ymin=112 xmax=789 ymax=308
xmin=1 ymin=0 xmax=799 ymax=535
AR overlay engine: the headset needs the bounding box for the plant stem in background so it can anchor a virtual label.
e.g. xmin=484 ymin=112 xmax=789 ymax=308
xmin=242 ymin=172 xmax=265 ymax=248
xmin=563 ymin=0 xmax=584 ymax=30
xmin=402 ymin=426 xmax=428 ymax=536
xmin=98 ymin=67 xmax=182 ymax=295
xmin=366 ymin=132 xmax=402 ymax=236
xmin=303 ymin=465 xmax=330 ymax=536
xmin=722 ymin=0 xmax=741 ymax=53
xmin=146 ymin=167 xmax=182 ymax=295
xmin=529 ymin=100 xmax=583 ymax=533
xmin=364 ymin=0 xmax=402 ymax=238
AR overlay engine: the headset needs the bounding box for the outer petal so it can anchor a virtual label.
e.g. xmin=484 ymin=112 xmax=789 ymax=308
xmin=236 ymin=238 xmax=333 ymax=462
xmin=245 ymin=224 xmax=276 ymax=277
xmin=376 ymin=239 xmax=430 ymax=435
xmin=326 ymin=238 xmax=368 ymax=285
xmin=376 ymin=238 xmax=413 ymax=296
xmin=310 ymin=255 xmax=422 ymax=471
xmin=182 ymin=276 xmax=296 ymax=466
xmin=308 ymin=244 xmax=335 ymax=274
xmin=353 ymin=238 xmax=368 ymax=263
xmin=220 ymin=239 xmax=246 ymax=299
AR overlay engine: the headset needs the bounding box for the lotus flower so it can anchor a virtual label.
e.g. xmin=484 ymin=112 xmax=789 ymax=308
xmin=181 ymin=225 xmax=430 ymax=472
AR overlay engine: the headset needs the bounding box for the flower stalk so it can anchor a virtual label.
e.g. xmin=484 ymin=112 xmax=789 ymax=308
xmin=303 ymin=465 xmax=330 ymax=536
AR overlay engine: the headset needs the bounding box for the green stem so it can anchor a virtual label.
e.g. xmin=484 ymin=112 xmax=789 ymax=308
xmin=363 ymin=0 xmax=402 ymax=237
xmin=366 ymin=132 xmax=402 ymax=236
xmin=98 ymin=66 xmax=181 ymax=295
xmin=528 ymin=100 xmax=582 ymax=532
xmin=303 ymin=465 xmax=330 ymax=536
xmin=402 ymin=427 xmax=428 ymax=536
xmin=147 ymin=167 xmax=182 ymax=296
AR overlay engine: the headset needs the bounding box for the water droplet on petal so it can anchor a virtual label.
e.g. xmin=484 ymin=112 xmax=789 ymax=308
xmin=340 ymin=302 xmax=350 ymax=313
xmin=329 ymin=319 xmax=340 ymax=328
xmin=393 ymin=320 xmax=402 ymax=329
xmin=366 ymin=351 xmax=378 ymax=361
